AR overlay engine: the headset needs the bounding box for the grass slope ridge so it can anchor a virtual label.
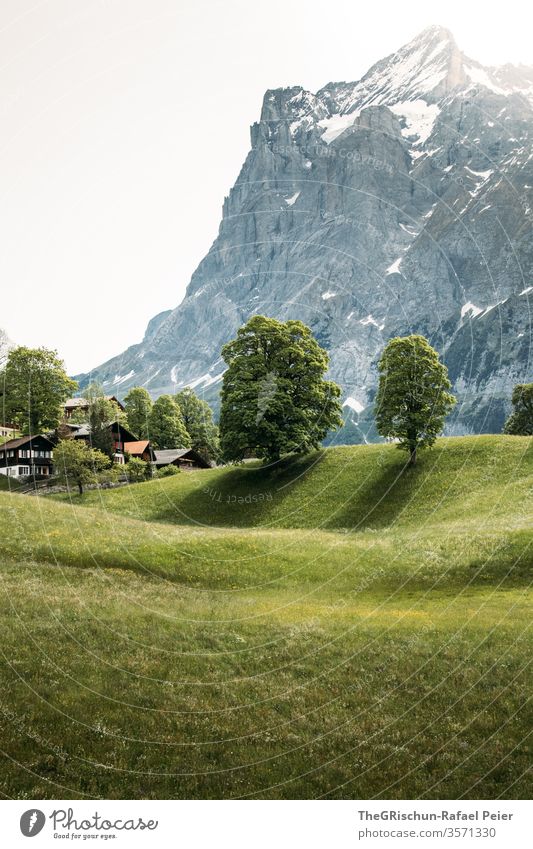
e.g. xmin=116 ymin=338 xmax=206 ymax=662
xmin=57 ymin=435 xmax=533 ymax=532
xmin=0 ymin=435 xmax=531 ymax=799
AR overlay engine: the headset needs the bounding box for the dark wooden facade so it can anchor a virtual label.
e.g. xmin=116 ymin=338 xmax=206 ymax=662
xmin=71 ymin=422 xmax=139 ymax=464
xmin=0 ymin=434 xmax=54 ymax=479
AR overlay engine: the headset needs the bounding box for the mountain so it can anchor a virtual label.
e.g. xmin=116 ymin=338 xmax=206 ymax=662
xmin=80 ymin=25 xmax=533 ymax=437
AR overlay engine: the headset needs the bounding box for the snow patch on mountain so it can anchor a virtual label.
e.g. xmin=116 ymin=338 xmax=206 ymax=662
xmin=318 ymin=111 xmax=361 ymax=143
xmin=461 ymin=302 xmax=483 ymax=319
xmin=390 ymin=100 xmax=440 ymax=145
xmin=343 ymin=396 xmax=365 ymax=414
xmin=386 ymin=258 xmax=403 ymax=275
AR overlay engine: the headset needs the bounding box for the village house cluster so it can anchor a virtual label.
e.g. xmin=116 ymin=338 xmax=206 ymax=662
xmin=0 ymin=396 xmax=210 ymax=481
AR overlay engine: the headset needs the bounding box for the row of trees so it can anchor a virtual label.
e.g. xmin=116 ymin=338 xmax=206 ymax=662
xmin=1 ymin=322 xmax=530 ymax=479
xmin=217 ymin=318 xmax=456 ymax=466
xmin=123 ymin=387 xmax=219 ymax=460
xmin=0 ymin=346 xmax=220 ymax=463
xmin=217 ymin=316 xmax=531 ymax=465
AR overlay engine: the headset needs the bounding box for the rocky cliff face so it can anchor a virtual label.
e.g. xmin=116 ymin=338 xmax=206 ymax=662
xmin=80 ymin=25 xmax=533 ymax=438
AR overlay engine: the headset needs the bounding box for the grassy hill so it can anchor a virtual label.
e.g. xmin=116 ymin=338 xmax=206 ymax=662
xmin=0 ymin=435 xmax=531 ymax=799
xmin=55 ymin=435 xmax=533 ymax=531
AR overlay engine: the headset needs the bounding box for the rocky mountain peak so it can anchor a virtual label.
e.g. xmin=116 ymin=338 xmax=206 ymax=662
xmin=79 ymin=26 xmax=533 ymax=440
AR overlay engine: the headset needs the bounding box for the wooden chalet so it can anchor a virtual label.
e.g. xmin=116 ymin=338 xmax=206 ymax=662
xmin=64 ymin=395 xmax=125 ymax=420
xmin=0 ymin=434 xmax=54 ymax=479
xmin=124 ymin=440 xmax=156 ymax=462
xmin=154 ymin=448 xmax=211 ymax=470
xmin=0 ymin=423 xmax=18 ymax=441
xmin=69 ymin=422 xmax=138 ymax=465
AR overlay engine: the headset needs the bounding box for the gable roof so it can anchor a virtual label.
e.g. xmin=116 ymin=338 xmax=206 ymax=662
xmin=154 ymin=448 xmax=211 ymax=468
xmin=0 ymin=434 xmax=54 ymax=451
xmin=71 ymin=422 xmax=139 ymax=442
xmin=125 ymin=440 xmax=151 ymax=454
xmin=64 ymin=395 xmax=125 ymax=411
xmin=154 ymin=448 xmax=191 ymax=463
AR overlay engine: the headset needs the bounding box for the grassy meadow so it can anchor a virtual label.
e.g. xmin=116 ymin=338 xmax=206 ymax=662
xmin=0 ymin=435 xmax=531 ymax=798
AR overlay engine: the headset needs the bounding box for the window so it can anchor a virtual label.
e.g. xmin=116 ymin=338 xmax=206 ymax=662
xmin=18 ymin=466 xmax=30 ymax=476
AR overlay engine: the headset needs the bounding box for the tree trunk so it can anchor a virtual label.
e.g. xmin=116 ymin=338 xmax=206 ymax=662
xmin=78 ymin=481 xmax=83 ymax=495
xmin=409 ymin=444 xmax=417 ymax=466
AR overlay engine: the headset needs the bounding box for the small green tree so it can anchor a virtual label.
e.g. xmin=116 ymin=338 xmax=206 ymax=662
xmin=219 ymin=315 xmax=342 ymax=463
xmin=175 ymin=387 xmax=219 ymax=463
xmin=126 ymin=456 xmax=149 ymax=482
xmin=375 ymin=335 xmax=456 ymax=466
xmin=82 ymin=383 xmax=122 ymax=459
xmin=53 ymin=439 xmax=111 ymax=495
xmin=1 ymin=346 xmax=77 ymax=434
xmin=124 ymin=387 xmax=153 ymax=439
xmin=503 ymin=383 xmax=533 ymax=435
xmin=148 ymin=395 xmax=190 ymax=450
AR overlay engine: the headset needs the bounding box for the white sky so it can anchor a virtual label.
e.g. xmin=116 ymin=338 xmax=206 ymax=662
xmin=1 ymin=0 xmax=533 ymax=374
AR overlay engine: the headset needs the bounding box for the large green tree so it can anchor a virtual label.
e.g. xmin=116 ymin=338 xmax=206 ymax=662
xmin=503 ymin=383 xmax=533 ymax=435
xmin=219 ymin=315 xmax=342 ymax=463
xmin=148 ymin=395 xmax=190 ymax=450
xmin=175 ymin=387 xmax=219 ymax=463
xmin=375 ymin=335 xmax=456 ymax=466
xmin=53 ymin=438 xmax=112 ymax=495
xmin=1 ymin=346 xmax=77 ymax=434
xmin=123 ymin=386 xmax=153 ymax=439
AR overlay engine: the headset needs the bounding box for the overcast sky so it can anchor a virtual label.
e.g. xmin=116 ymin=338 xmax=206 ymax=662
xmin=2 ymin=0 xmax=533 ymax=374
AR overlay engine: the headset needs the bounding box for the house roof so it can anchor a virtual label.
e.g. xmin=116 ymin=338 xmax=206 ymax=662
xmin=154 ymin=448 xmax=211 ymax=468
xmin=125 ymin=440 xmax=151 ymax=455
xmin=154 ymin=448 xmax=191 ymax=463
xmin=64 ymin=395 xmax=125 ymax=410
xmin=71 ymin=422 xmax=139 ymax=442
xmin=64 ymin=398 xmax=89 ymax=408
xmin=0 ymin=434 xmax=54 ymax=451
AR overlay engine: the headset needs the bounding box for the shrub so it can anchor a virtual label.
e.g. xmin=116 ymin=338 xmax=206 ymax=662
xmin=156 ymin=464 xmax=181 ymax=478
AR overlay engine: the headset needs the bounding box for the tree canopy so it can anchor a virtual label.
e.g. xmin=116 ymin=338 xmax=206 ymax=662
xmin=375 ymin=335 xmax=456 ymax=465
xmin=148 ymin=395 xmax=191 ymax=450
xmin=1 ymin=346 xmax=77 ymax=434
xmin=53 ymin=439 xmax=112 ymax=495
xmin=219 ymin=315 xmax=342 ymax=463
xmin=73 ymin=382 xmax=123 ymax=459
xmin=175 ymin=387 xmax=219 ymax=463
xmin=503 ymin=383 xmax=533 ymax=435
xmin=123 ymin=387 xmax=153 ymax=439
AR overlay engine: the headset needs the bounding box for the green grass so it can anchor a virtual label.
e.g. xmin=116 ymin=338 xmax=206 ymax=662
xmin=0 ymin=474 xmax=22 ymax=492
xmin=0 ymin=435 xmax=531 ymax=799
xmin=53 ymin=435 xmax=533 ymax=531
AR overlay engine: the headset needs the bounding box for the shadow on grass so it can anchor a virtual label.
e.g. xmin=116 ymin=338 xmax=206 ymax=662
xmin=173 ymin=452 xmax=325 ymax=528
xmin=324 ymin=452 xmax=423 ymax=531
xmin=167 ymin=448 xmax=424 ymax=532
